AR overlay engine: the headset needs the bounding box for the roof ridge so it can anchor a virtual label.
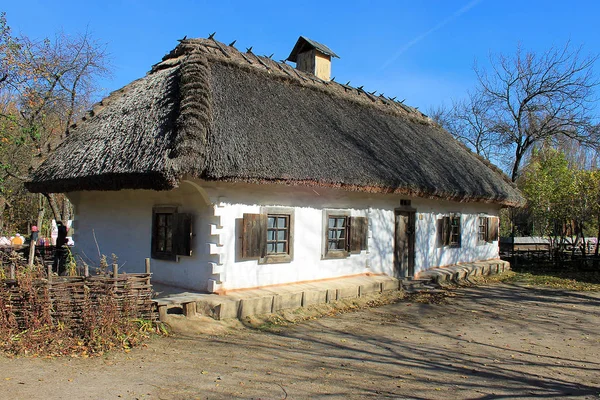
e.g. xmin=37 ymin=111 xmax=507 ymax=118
xmin=152 ymin=37 xmax=432 ymax=125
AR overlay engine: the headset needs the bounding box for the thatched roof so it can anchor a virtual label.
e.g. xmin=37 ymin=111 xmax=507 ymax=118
xmin=26 ymin=37 xmax=525 ymax=207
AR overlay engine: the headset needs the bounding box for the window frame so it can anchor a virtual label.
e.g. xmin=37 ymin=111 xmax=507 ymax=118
xmin=437 ymin=213 xmax=461 ymax=248
xmin=449 ymin=214 xmax=461 ymax=247
xmin=322 ymin=210 xmax=369 ymax=259
xmin=478 ymin=215 xmax=489 ymax=245
xmin=266 ymin=214 xmax=290 ymax=255
xmin=152 ymin=206 xmax=177 ymax=260
xmin=326 ymin=214 xmax=350 ymax=257
xmin=261 ymin=207 xmax=294 ymax=264
xmin=151 ymin=206 xmax=193 ymax=261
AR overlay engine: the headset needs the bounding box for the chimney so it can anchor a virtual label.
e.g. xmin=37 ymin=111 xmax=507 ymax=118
xmin=287 ymin=36 xmax=339 ymax=81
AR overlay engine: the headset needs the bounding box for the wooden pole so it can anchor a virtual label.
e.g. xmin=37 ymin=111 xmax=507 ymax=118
xmin=28 ymin=241 xmax=36 ymax=266
xmin=145 ymin=258 xmax=151 ymax=286
xmin=47 ymin=264 xmax=52 ymax=283
xmin=84 ymin=263 xmax=89 ymax=278
xmin=9 ymin=264 xmax=15 ymax=280
xmin=112 ymin=263 xmax=118 ymax=291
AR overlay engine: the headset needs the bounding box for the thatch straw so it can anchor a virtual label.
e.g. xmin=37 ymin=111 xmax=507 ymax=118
xmin=26 ymin=38 xmax=525 ymax=207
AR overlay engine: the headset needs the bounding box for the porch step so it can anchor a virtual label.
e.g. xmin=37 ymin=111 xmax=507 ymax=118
xmin=419 ymin=260 xmax=511 ymax=284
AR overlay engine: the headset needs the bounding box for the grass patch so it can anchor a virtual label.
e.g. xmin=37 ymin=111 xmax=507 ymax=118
xmin=243 ymin=290 xmax=407 ymax=332
xmin=483 ymin=270 xmax=600 ymax=291
xmin=243 ymin=288 xmax=459 ymax=332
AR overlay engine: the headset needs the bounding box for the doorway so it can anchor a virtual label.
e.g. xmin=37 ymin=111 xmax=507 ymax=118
xmin=394 ymin=210 xmax=415 ymax=278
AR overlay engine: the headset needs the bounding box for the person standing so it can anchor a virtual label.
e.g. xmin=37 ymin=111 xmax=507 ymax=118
xmin=53 ymin=221 xmax=68 ymax=275
xmin=11 ymin=233 xmax=24 ymax=246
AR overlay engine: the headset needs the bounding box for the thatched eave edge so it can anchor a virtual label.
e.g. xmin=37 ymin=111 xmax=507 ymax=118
xmin=25 ymin=172 xmax=178 ymax=194
xmin=200 ymin=176 xmax=526 ymax=207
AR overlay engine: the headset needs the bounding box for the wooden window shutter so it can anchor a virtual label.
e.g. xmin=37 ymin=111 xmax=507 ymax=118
xmin=349 ymin=217 xmax=368 ymax=254
xmin=488 ymin=217 xmax=499 ymax=242
xmin=174 ymin=213 xmax=193 ymax=256
xmin=151 ymin=213 xmax=159 ymax=258
xmin=456 ymin=217 xmax=462 ymax=248
xmin=242 ymin=213 xmax=267 ymax=259
xmin=437 ymin=216 xmax=451 ymax=247
xmin=436 ymin=218 xmax=444 ymax=247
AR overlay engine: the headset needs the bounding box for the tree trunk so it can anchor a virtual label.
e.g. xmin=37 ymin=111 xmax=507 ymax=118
xmin=579 ymin=222 xmax=586 ymax=258
xmin=594 ymin=215 xmax=600 ymax=257
xmin=511 ymin=146 xmax=525 ymax=182
xmin=61 ymin=196 xmax=72 ymax=223
xmin=43 ymin=193 xmax=63 ymax=223
xmin=0 ymin=197 xmax=6 ymax=233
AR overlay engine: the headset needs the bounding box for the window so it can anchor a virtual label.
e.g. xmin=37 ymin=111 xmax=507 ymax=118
xmin=478 ymin=216 xmax=499 ymax=243
xmin=323 ymin=210 xmax=368 ymax=259
xmin=152 ymin=206 xmax=193 ymax=261
xmin=437 ymin=214 xmax=461 ymax=248
xmin=267 ymin=215 xmax=290 ymax=255
xmin=241 ymin=208 xmax=294 ymax=263
xmin=478 ymin=216 xmax=489 ymax=244
xmin=327 ymin=215 xmax=348 ymax=251
xmin=155 ymin=212 xmax=174 ymax=254
xmin=449 ymin=215 xmax=461 ymax=246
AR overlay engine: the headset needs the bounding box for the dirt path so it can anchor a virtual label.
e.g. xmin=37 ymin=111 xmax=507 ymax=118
xmin=1 ymin=283 xmax=599 ymax=399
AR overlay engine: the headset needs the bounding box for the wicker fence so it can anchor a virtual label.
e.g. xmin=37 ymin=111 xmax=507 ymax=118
xmin=1 ymin=260 xmax=157 ymax=330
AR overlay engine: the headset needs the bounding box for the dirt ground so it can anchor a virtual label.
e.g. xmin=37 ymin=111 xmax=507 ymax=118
xmin=1 ymin=282 xmax=599 ymax=400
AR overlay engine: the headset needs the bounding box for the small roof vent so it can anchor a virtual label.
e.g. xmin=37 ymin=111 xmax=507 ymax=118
xmin=287 ymin=36 xmax=339 ymax=81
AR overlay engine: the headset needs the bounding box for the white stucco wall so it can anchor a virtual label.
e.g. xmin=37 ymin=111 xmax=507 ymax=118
xmin=68 ymin=179 xmax=501 ymax=292
xmin=68 ymin=181 xmax=214 ymax=292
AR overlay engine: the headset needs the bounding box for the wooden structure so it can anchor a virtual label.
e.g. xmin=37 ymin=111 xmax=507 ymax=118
xmin=0 ymin=261 xmax=155 ymax=329
xmin=25 ymin=35 xmax=524 ymax=293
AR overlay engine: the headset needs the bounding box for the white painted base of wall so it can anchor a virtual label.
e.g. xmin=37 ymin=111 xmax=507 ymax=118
xmin=68 ymin=179 xmax=501 ymax=293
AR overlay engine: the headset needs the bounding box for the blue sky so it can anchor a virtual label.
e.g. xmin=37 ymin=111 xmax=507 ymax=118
xmin=3 ymin=1 xmax=600 ymax=113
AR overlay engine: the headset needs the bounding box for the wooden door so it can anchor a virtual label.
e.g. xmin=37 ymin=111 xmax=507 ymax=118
xmin=394 ymin=211 xmax=415 ymax=278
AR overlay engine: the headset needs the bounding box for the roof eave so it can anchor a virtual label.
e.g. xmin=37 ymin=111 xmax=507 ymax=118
xmin=25 ymin=172 xmax=178 ymax=194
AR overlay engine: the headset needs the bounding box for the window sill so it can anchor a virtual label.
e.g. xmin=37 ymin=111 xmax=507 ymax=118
xmin=152 ymin=253 xmax=178 ymax=261
xmin=323 ymin=251 xmax=349 ymax=259
xmin=260 ymin=254 xmax=293 ymax=264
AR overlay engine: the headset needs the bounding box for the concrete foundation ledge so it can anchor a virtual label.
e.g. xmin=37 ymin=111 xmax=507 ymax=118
xmin=153 ymin=275 xmax=405 ymax=322
xmin=381 ymin=279 xmax=401 ymax=292
xmin=302 ymin=289 xmax=328 ymax=307
xmin=336 ymin=286 xmax=359 ymax=300
xmin=273 ymin=292 xmax=304 ymax=312
xmin=359 ymin=281 xmax=383 ymax=296
xmin=238 ymin=296 xmax=274 ymax=319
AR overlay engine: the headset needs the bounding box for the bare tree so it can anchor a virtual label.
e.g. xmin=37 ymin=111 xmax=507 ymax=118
xmin=475 ymin=42 xmax=598 ymax=181
xmin=433 ymin=43 xmax=599 ymax=181
xmin=0 ymin=12 xmax=110 ymax=228
xmin=430 ymin=91 xmax=500 ymax=161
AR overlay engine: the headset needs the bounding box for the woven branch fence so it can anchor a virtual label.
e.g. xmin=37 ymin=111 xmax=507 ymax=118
xmin=0 ymin=260 xmax=157 ymax=331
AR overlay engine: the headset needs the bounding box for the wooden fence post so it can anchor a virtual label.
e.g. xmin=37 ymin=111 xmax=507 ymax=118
xmin=112 ymin=264 xmax=118 ymax=290
xmin=9 ymin=264 xmax=15 ymax=280
xmin=84 ymin=263 xmax=89 ymax=278
xmin=47 ymin=264 xmax=52 ymax=283
xmin=28 ymin=242 xmax=36 ymax=266
xmin=145 ymin=258 xmax=151 ymax=286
